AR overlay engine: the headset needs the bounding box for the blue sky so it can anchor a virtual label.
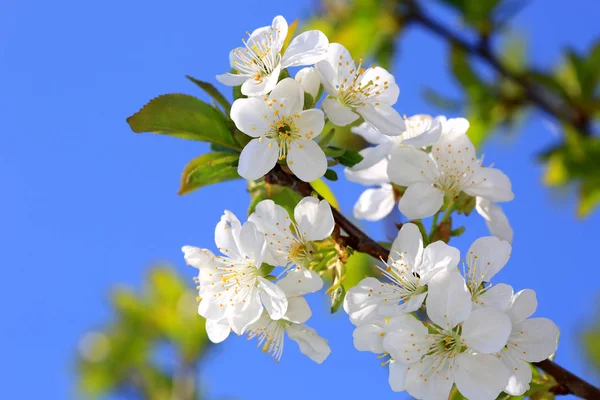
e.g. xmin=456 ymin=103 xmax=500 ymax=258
xmin=1 ymin=0 xmax=598 ymax=398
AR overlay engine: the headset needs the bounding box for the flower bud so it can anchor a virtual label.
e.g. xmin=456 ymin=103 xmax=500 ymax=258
xmin=295 ymin=67 xmax=320 ymax=99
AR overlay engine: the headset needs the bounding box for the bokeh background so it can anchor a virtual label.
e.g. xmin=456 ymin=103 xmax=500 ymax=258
xmin=1 ymin=0 xmax=599 ymax=398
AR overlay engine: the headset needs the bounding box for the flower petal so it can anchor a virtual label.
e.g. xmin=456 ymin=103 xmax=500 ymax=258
xmin=284 ymin=295 xmax=312 ymax=324
xmin=400 ymin=114 xmax=444 ymax=148
xmin=511 ymin=318 xmax=559 ymax=362
xmin=405 ymin=358 xmax=454 ymax=400
xmin=353 ymin=323 xmax=385 ymax=353
xmin=344 ymin=158 xmax=390 ymax=186
xmin=359 ymin=66 xmax=399 ymax=105
xmin=271 ymin=15 xmax=288 ymax=49
xmin=215 ymin=210 xmax=243 ymax=259
xmin=241 ymin=64 xmax=281 ymax=96
xmin=230 ymin=97 xmax=271 ymax=137
xmin=295 ymin=67 xmax=321 ymax=99
xmin=389 ymin=222 xmax=423 ymax=269
xmin=277 ymin=267 xmax=323 ymax=297
xmin=287 ymin=139 xmax=328 ymax=182
xmin=322 ymin=97 xmax=359 ymax=126
xmin=238 ymin=138 xmax=279 ymax=180
xmin=387 ymin=146 xmax=437 ymax=186
xmin=315 ymin=43 xmax=355 ymax=94
xmin=351 ymin=142 xmax=394 ymax=171
xmin=465 ymin=167 xmax=514 ymax=202
xmin=382 ymin=314 xmax=430 ymax=364
xmin=502 ymin=351 xmax=533 ymax=396
xmin=477 ymin=283 xmax=513 ymax=309
xmin=198 ymin=298 xmax=226 ymax=321
xmin=229 ymin=287 xmax=263 ymax=334
xmin=398 ymin=182 xmax=444 ymax=220
xmin=476 ymin=197 xmax=513 ymax=243
xmin=455 ymin=353 xmax=510 ymax=400
xmin=352 ymin=185 xmax=395 ymax=221
xmin=507 ymin=289 xmax=537 ymax=324
xmin=426 ymin=270 xmax=472 ymax=329
xmin=388 ymin=360 xmax=409 ymax=392
xmin=248 ymin=200 xmax=291 ymax=266
xmin=343 ymin=277 xmax=402 ymax=325
xmin=462 ymin=307 xmax=512 ymax=354
xmin=294 ymin=196 xmax=334 ymax=241
xmin=258 ymin=276 xmax=288 ymax=320
xmin=351 ymin=122 xmax=391 ymax=145
xmin=281 ymin=30 xmax=329 ymax=67
xmin=268 ymin=77 xmax=304 ymax=115
xmin=286 ymin=323 xmax=331 ymax=364
xmin=216 ymin=72 xmax=249 ymax=86
xmin=418 ymin=240 xmax=461 ymax=283
xmin=358 ymin=104 xmax=406 ymax=136
xmin=296 ymin=109 xmax=325 ymax=140
xmin=205 ymin=318 xmax=231 ymax=344
xmin=467 ymin=235 xmax=512 ymax=287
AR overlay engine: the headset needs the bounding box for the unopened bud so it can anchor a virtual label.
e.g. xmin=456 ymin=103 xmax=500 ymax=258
xmin=295 ymin=67 xmax=321 ymax=99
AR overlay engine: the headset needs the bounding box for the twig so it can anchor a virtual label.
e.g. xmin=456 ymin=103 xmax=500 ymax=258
xmin=267 ymin=165 xmax=600 ymax=399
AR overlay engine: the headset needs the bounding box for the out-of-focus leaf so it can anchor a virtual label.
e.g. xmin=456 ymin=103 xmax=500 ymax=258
xmin=179 ymin=152 xmax=241 ymax=195
xmin=311 ymin=178 xmax=339 ymax=209
xmin=342 ymin=251 xmax=375 ymax=291
xmin=127 ymin=94 xmax=239 ymax=150
xmin=186 ymin=75 xmax=231 ymax=114
xmin=323 ymin=169 xmax=339 ymax=181
xmin=282 ymin=18 xmax=299 ymax=53
xmin=337 ymin=150 xmax=364 ymax=167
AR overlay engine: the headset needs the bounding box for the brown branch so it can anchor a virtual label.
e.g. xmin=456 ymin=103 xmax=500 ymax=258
xmin=266 ymin=165 xmax=600 ymax=399
xmin=401 ymin=1 xmax=591 ymax=135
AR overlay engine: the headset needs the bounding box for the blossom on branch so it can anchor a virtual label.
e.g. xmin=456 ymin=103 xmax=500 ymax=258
xmin=217 ymin=16 xmax=328 ymax=96
xmin=231 ymin=78 xmax=327 ymax=181
xmin=344 ymin=157 xmax=395 ymax=221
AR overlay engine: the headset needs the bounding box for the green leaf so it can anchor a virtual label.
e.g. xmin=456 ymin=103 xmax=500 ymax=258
xmin=303 ymin=92 xmax=315 ymax=110
xmin=179 ymin=152 xmax=241 ymax=195
xmin=323 ymin=169 xmax=339 ymax=181
xmin=310 ymin=178 xmax=339 ymax=209
xmin=337 ymin=150 xmax=364 ymax=167
xmin=323 ymin=146 xmax=346 ymax=158
xmin=127 ymin=94 xmax=239 ymax=150
xmin=330 ymin=285 xmax=346 ymax=313
xmin=317 ymin=128 xmax=336 ymax=148
xmin=186 ymin=75 xmax=231 ymax=114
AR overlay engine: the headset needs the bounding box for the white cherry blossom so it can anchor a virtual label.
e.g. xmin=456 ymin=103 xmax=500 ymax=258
xmin=295 ymin=67 xmax=321 ymax=99
xmin=388 ymin=118 xmax=514 ymax=220
xmin=246 ymin=267 xmax=330 ymax=363
xmin=217 ymin=16 xmax=328 ymax=96
xmin=231 ymin=78 xmax=327 ymax=182
xmin=476 ymin=197 xmax=513 ymax=243
xmin=383 ymin=270 xmax=512 ymax=399
xmin=182 ymin=211 xmax=288 ymax=336
xmin=248 ymin=197 xmax=334 ymax=281
xmin=350 ymin=116 xmax=445 ymax=171
xmin=344 ymin=157 xmax=395 ymax=221
xmin=315 ymin=43 xmax=405 ymax=135
xmin=344 ymin=223 xmax=459 ymax=325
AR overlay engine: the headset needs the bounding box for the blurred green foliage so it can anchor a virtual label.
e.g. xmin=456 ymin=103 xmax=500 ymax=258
xmin=76 ymin=266 xmax=211 ymax=399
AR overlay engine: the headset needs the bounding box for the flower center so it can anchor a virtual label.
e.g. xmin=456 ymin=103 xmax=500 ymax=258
xmin=432 ymin=144 xmax=478 ymax=199
xmin=265 ymin=115 xmax=300 ymax=160
xmin=335 ymin=59 xmax=390 ymax=108
xmin=376 ymin=253 xmax=425 ymax=303
xmin=287 ymin=240 xmax=314 ymax=268
xmin=232 ymin=28 xmax=282 ymax=82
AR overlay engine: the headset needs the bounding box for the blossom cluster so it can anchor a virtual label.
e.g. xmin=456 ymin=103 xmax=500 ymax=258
xmin=178 ymin=14 xmax=560 ymax=400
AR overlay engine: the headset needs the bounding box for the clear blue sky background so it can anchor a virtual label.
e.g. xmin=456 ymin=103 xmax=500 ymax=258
xmin=1 ymin=0 xmax=599 ymax=398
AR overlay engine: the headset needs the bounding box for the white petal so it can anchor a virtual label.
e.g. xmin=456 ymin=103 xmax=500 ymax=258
xmin=462 ymin=307 xmax=512 ymax=354
xmin=389 ymin=222 xmax=423 ymax=270
xmin=230 ymin=97 xmax=271 ymax=137
xmin=405 ymin=358 xmax=454 ymax=400
xmin=206 ymin=318 xmax=231 ymax=344
xmin=278 ymin=267 xmax=323 ymax=296
xmin=322 ymin=97 xmax=359 ymax=126
xmin=296 ymin=109 xmax=325 ymax=140
xmin=467 ymin=236 xmax=512 ymax=287
xmin=353 ymin=323 xmax=385 ymax=353
xmin=358 ymin=104 xmax=405 ymax=136
xmin=465 ymin=167 xmax=514 ymax=202
xmin=268 ymin=77 xmax=304 ymax=115
xmin=181 ymin=246 xmax=217 ymax=269
xmin=455 ymin=353 xmax=510 ymax=400
xmin=284 ymin=296 xmax=312 ymax=324
xmin=248 ymin=200 xmax=291 ymax=266
xmin=271 ymin=15 xmax=288 ymax=49
xmin=398 ymin=182 xmax=444 ymax=220
xmin=426 ymin=270 xmax=472 ymax=329
xmin=351 ymin=142 xmax=394 ymax=171
xmin=400 ymin=114 xmax=444 ymax=148
xmin=215 ymin=211 xmax=243 ymax=259
xmin=238 ymin=138 xmax=279 ymax=180
xmin=477 ymin=283 xmax=513 ymax=309
xmin=379 ymin=291 xmax=427 ymax=315
xmin=476 ymin=197 xmax=513 ymax=243
xmin=238 ymin=221 xmax=266 ymax=264
xmin=502 ymin=351 xmax=533 ymax=396
xmin=387 ymin=147 xmax=437 ymax=186
xmin=351 ymin=122 xmax=390 ymax=145
xmin=287 ymin=139 xmax=327 ymax=182
xmin=315 ymin=43 xmax=355 ymax=94
xmin=258 ymin=276 xmax=288 ymax=320
xmin=352 ymin=185 xmax=395 ymax=221
xmin=507 ymin=289 xmax=538 ymax=324
xmin=388 ymin=360 xmax=408 ymax=392
xmin=343 ymin=277 xmax=402 ymax=325
xmin=382 ymin=315 xmax=430 ymax=364
xmin=511 ymin=318 xmax=559 ymax=362
xmin=294 ymin=197 xmax=334 ymax=241
xmin=229 ymin=288 xmax=263 ymax=334
xmin=344 ymin=158 xmax=390 ymax=186
xmin=198 ymin=298 xmax=226 ymax=321
xmin=216 ymin=72 xmax=249 ymax=86
xmin=358 ymin=66 xmax=399 ymax=105
xmin=286 ymin=323 xmax=331 ymax=363
xmin=281 ymin=30 xmax=329 ymax=67
xmin=241 ymin=64 xmax=281 ymax=96
xmin=295 ymin=67 xmax=321 ymax=99
xmin=418 ymin=240 xmax=461 ymax=283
